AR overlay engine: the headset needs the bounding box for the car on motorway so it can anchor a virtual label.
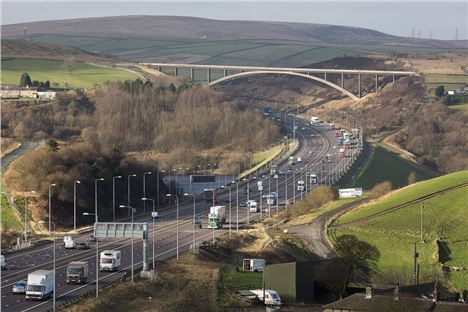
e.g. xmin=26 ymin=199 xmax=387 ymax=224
xmin=75 ymin=241 xmax=90 ymax=250
xmin=12 ymin=280 xmax=27 ymax=294
xmin=88 ymin=234 xmax=97 ymax=243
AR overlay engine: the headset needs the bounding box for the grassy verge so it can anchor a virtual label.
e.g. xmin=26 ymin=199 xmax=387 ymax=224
xmin=331 ymin=171 xmax=468 ymax=290
xmin=1 ymin=193 xmax=22 ymax=231
xmin=219 ymin=265 xmax=263 ymax=291
xmin=448 ymin=103 xmax=468 ymax=110
xmin=348 ymin=143 xmax=438 ymax=190
xmin=239 ymin=142 xmax=290 ymax=179
xmin=1 ymin=58 xmax=139 ymax=89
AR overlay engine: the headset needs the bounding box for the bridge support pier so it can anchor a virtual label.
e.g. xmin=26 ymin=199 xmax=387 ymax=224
xmin=341 ymin=73 xmax=344 ymax=88
xmin=223 ymin=69 xmax=227 ymax=77
xmin=157 ymin=66 xmax=162 ymax=72
xmin=174 ymin=67 xmax=178 ymax=77
xmin=324 ymin=72 xmax=327 ymax=81
xmin=207 ymin=69 xmax=211 ymax=83
xmin=375 ymin=74 xmax=378 ymax=92
xmin=190 ymin=68 xmax=194 ymax=81
xmin=392 ymin=74 xmax=395 ymax=83
xmin=358 ymin=73 xmax=361 ymax=98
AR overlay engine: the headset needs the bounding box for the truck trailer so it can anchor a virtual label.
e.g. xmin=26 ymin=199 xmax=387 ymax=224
xmin=208 ymin=206 xmax=226 ymax=229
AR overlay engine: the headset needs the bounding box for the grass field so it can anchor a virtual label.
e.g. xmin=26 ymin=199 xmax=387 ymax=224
xmin=348 ymin=143 xmax=439 ymax=190
xmin=331 ymin=171 xmax=468 ymax=290
xmin=424 ymin=74 xmax=468 ymax=96
xmin=449 ymin=103 xmax=468 ymax=110
xmin=1 ymin=193 xmax=22 ymax=231
xmin=219 ymin=266 xmax=263 ymax=291
xmin=1 ymin=58 xmax=140 ymax=88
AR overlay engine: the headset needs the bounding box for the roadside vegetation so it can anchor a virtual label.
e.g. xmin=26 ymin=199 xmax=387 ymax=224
xmin=330 ymin=171 xmax=468 ymax=290
xmin=348 ymin=143 xmax=438 ymax=189
xmin=64 ymin=253 xmax=219 ymax=312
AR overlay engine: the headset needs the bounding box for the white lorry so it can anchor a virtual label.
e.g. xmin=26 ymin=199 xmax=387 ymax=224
xmin=248 ymin=200 xmax=258 ymax=213
xmin=208 ymin=205 xmax=227 ymax=229
xmin=63 ymin=236 xmax=75 ymax=249
xmin=0 ymin=255 xmax=6 ymax=270
xmin=250 ymin=289 xmax=282 ymax=305
xmin=66 ymin=261 xmax=89 ymax=284
xmin=100 ymin=250 xmax=121 ymax=272
xmin=26 ymin=270 xmax=54 ymax=300
xmin=297 ymin=180 xmax=305 ymax=192
xmin=243 ymin=259 xmax=266 ymax=272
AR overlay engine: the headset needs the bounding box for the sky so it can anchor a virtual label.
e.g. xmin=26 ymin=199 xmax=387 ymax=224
xmin=1 ymin=1 xmax=467 ymax=40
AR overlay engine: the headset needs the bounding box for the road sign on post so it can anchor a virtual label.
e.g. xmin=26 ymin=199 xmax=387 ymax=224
xmin=94 ymin=222 xmax=149 ymax=272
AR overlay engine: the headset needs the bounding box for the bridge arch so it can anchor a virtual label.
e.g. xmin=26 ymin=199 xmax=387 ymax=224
xmin=208 ymin=70 xmax=360 ymax=101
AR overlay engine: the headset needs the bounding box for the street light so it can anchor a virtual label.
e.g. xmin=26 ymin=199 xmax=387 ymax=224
xmin=235 ymin=180 xmax=239 ymax=231
xmin=142 ymin=198 xmax=157 ymax=270
xmin=242 ymin=178 xmax=250 ymax=224
xmin=39 ymin=220 xmax=56 ymax=311
xmin=183 ymin=193 xmax=197 ymax=247
xmin=73 ymin=181 xmax=80 ymax=231
xmin=274 ymin=173 xmax=279 ymax=214
xmin=166 ymin=194 xmax=179 ymax=259
xmin=127 ymin=174 xmax=136 ymax=217
xmin=119 ymin=205 xmax=137 ymax=283
xmin=48 ymin=183 xmax=56 ymax=236
xmin=143 ymin=172 xmax=152 ymax=212
xmin=82 ymin=212 xmax=98 ymax=298
xmin=113 ymin=176 xmax=122 ymax=222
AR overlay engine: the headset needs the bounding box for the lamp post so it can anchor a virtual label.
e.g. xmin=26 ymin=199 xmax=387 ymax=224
xmin=48 ymin=183 xmax=56 ymax=236
xmin=243 ymin=178 xmax=250 ymax=224
xmin=143 ymin=172 xmax=152 ymax=213
xmin=142 ymin=198 xmax=157 ymax=270
xmin=39 ymin=220 xmax=56 ymax=311
xmin=275 ymin=173 xmax=279 ymax=214
xmin=285 ymin=170 xmax=289 ymax=210
xmin=235 ymin=180 xmax=239 ymax=231
xmin=184 ymin=193 xmax=197 ymax=246
xmin=119 ymin=205 xmax=136 ymax=283
xmin=73 ymin=181 xmax=80 ymax=231
xmin=156 ymin=170 xmax=160 ymax=211
xmin=166 ymin=194 xmax=179 ymax=259
xmin=112 ymin=176 xmax=122 ymax=222
xmin=293 ymin=169 xmax=296 ymax=204
xmin=127 ymin=174 xmax=136 ymax=217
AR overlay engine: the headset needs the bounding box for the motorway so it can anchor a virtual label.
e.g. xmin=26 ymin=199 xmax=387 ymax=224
xmin=0 ymin=115 xmax=359 ymax=312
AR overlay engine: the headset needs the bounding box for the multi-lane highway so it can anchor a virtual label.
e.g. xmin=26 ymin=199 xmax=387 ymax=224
xmin=1 ymin=115 xmax=359 ymax=312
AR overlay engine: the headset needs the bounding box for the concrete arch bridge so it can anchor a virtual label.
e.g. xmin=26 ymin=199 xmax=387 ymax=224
xmin=141 ymin=63 xmax=415 ymax=101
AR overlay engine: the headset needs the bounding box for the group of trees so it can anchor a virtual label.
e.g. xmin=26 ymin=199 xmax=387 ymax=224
xmin=95 ymin=81 xmax=281 ymax=170
xmin=395 ymin=101 xmax=468 ymax=172
xmin=19 ymin=72 xmax=51 ymax=90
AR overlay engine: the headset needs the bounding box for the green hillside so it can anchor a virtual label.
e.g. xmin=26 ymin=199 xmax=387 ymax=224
xmin=1 ymin=58 xmax=140 ymax=88
xmin=331 ymin=171 xmax=468 ymax=290
xmin=348 ymin=143 xmax=439 ymax=190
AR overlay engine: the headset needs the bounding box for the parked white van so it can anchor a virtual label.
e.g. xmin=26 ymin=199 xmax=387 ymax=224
xmin=250 ymin=289 xmax=282 ymax=305
xmin=243 ymin=259 xmax=266 ymax=272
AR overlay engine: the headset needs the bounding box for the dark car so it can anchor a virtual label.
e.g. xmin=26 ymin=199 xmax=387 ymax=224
xmin=12 ymin=280 xmax=27 ymax=294
xmin=75 ymin=241 xmax=90 ymax=250
xmin=88 ymin=234 xmax=97 ymax=243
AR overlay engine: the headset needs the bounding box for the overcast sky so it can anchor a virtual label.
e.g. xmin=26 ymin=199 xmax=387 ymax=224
xmin=1 ymin=1 xmax=467 ymax=40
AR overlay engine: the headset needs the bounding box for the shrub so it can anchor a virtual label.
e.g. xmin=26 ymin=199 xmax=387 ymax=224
xmin=370 ymin=181 xmax=393 ymax=198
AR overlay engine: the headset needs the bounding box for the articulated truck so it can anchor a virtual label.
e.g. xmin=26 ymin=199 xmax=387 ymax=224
xmin=208 ymin=206 xmax=226 ymax=229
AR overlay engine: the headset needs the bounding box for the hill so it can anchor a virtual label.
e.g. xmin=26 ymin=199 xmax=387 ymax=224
xmin=1 ymin=39 xmax=110 ymax=62
xmin=2 ymin=16 xmax=466 ymax=49
xmin=330 ymin=171 xmax=468 ymax=290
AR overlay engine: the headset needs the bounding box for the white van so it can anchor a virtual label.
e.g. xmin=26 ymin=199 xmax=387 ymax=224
xmin=26 ymin=270 xmax=54 ymax=300
xmin=100 ymin=250 xmax=121 ymax=271
xmin=250 ymin=289 xmax=282 ymax=305
xmin=63 ymin=236 xmax=75 ymax=249
xmin=0 ymin=255 xmax=6 ymax=270
xmin=243 ymin=259 xmax=266 ymax=272
xmin=248 ymin=200 xmax=258 ymax=213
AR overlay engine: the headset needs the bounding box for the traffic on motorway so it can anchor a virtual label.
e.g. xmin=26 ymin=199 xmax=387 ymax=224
xmin=0 ymin=115 xmax=361 ymax=312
